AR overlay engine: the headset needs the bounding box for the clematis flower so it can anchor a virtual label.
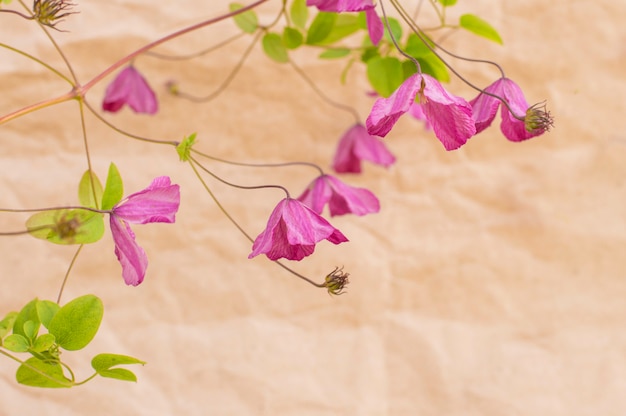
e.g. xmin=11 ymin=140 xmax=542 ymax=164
xmin=110 ymin=176 xmax=180 ymax=286
xmin=365 ymin=8 xmax=383 ymax=45
xmin=307 ymin=0 xmax=374 ymax=12
xmin=248 ymin=198 xmax=348 ymax=261
xmin=297 ymin=174 xmax=380 ymax=216
xmin=470 ymin=77 xmax=553 ymax=141
xmin=333 ymin=123 xmax=396 ymax=173
xmin=366 ymin=73 xmax=476 ymax=150
xmin=102 ymin=66 xmax=158 ymax=114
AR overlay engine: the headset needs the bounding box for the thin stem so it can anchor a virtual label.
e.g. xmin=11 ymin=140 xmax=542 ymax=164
xmin=288 ymin=58 xmax=360 ymax=123
xmin=144 ymin=32 xmax=246 ymax=61
xmin=380 ymin=0 xmax=421 ymax=72
xmin=82 ymin=100 xmax=178 ymax=146
xmin=76 ymin=99 xmax=98 ymax=207
xmin=187 ymin=159 xmax=323 ymax=288
xmin=189 ymin=155 xmax=291 ymax=198
xmin=0 ymin=90 xmax=75 ymax=125
xmin=57 ymin=244 xmax=83 ymax=304
xmin=191 ymin=148 xmax=325 ymax=176
xmin=0 ymin=8 xmax=33 ymax=19
xmin=0 ymin=42 xmax=73 ymax=84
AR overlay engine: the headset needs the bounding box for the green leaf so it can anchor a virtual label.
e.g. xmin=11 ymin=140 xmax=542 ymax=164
xmin=0 ymin=312 xmax=18 ymax=340
xmin=78 ymin=170 xmax=103 ymax=209
xmin=13 ymin=299 xmax=39 ymax=339
xmin=23 ymin=320 xmax=38 ymax=341
xmin=176 ymin=132 xmax=197 ymax=162
xmin=305 ymin=11 xmax=336 ymax=45
xmin=418 ymin=54 xmax=450 ymax=82
xmin=3 ymin=334 xmax=30 ymax=352
xmin=229 ymin=3 xmax=258 ymax=34
xmin=47 ymin=295 xmax=103 ymax=351
xmin=91 ymin=353 xmax=146 ymax=372
xmin=98 ymin=368 xmax=138 ymax=382
xmin=32 ymin=334 xmax=56 ymax=353
xmin=366 ymin=56 xmax=404 ymax=97
xmin=383 ymin=17 xmax=402 ymax=44
xmin=36 ymin=301 xmax=60 ymax=329
xmin=405 ymin=33 xmax=435 ymax=58
xmin=316 ymin=14 xmax=360 ymax=45
xmin=319 ymin=48 xmax=351 ymax=59
xmin=290 ymin=0 xmax=308 ymax=30
xmin=101 ymin=163 xmax=123 ymax=211
xmin=360 ymin=46 xmax=379 ymax=63
xmin=262 ymin=32 xmax=289 ymax=63
xmin=438 ymin=0 xmax=457 ymax=6
xmin=459 ymin=14 xmax=503 ymax=45
xmin=16 ymin=357 xmax=71 ymax=388
xmin=283 ymin=27 xmax=304 ymax=49
xmin=26 ymin=209 xmax=104 ymax=245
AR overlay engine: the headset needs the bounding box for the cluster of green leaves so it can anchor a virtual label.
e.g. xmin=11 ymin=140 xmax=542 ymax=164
xmin=0 ymin=295 xmax=144 ymax=388
xmin=26 ymin=163 xmax=124 ymax=245
xmin=229 ymin=0 xmax=502 ymax=97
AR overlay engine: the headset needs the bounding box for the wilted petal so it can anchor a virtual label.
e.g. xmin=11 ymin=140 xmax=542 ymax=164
xmin=249 ymin=198 xmax=348 ymax=261
xmin=307 ymin=0 xmax=374 ymax=12
xmin=110 ymin=216 xmax=148 ymax=286
xmin=102 ymin=66 xmax=158 ymax=114
xmin=333 ymin=123 xmax=395 ymax=173
xmin=113 ymin=176 xmax=180 ymax=224
xmin=366 ymin=74 xmax=421 ymax=137
xmin=365 ymin=8 xmax=383 ymax=45
xmin=418 ymin=74 xmax=476 ymax=150
xmin=298 ymin=175 xmax=379 ymax=216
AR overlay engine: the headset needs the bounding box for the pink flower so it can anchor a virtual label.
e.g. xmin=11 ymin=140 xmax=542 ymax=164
xmin=307 ymin=0 xmax=374 ymax=12
xmin=110 ymin=176 xmax=180 ymax=286
xmin=102 ymin=66 xmax=158 ymax=114
xmin=333 ymin=123 xmax=395 ymax=173
xmin=248 ymin=198 xmax=348 ymax=261
xmin=365 ymin=8 xmax=383 ymax=45
xmin=470 ymin=77 xmax=552 ymax=141
xmin=297 ymin=174 xmax=380 ymax=216
xmin=366 ymin=73 xmax=476 ymax=150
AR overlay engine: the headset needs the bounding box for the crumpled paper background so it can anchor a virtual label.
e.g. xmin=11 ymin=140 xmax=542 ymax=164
xmin=1 ymin=0 xmax=626 ymax=414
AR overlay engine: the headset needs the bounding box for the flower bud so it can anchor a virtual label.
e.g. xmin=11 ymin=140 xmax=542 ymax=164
xmin=324 ymin=266 xmax=350 ymax=296
xmin=32 ymin=0 xmax=76 ymax=29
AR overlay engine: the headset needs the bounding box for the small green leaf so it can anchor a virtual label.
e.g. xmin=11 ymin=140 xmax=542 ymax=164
xmin=36 ymin=301 xmax=60 ymax=329
xmin=229 ymin=3 xmax=258 ymax=34
xmin=13 ymin=299 xmax=39 ymax=339
xmin=26 ymin=209 xmax=104 ymax=245
xmin=98 ymin=368 xmax=138 ymax=382
xmin=319 ymin=48 xmax=351 ymax=59
xmin=101 ymin=163 xmax=124 ymax=210
xmin=290 ymin=0 xmax=308 ymax=30
xmin=438 ymin=0 xmax=457 ymax=6
xmin=16 ymin=357 xmax=71 ymax=388
xmin=32 ymin=334 xmax=56 ymax=353
xmin=3 ymin=334 xmax=30 ymax=352
xmin=0 ymin=312 xmax=18 ymax=340
xmin=91 ymin=353 xmax=146 ymax=372
xmin=316 ymin=14 xmax=360 ymax=45
xmin=177 ymin=132 xmax=197 ymax=162
xmin=418 ymin=54 xmax=450 ymax=82
xmin=23 ymin=320 xmax=38 ymax=341
xmin=78 ymin=170 xmax=103 ymax=209
xmin=459 ymin=14 xmax=503 ymax=45
xmin=262 ymin=32 xmax=289 ymax=63
xmin=305 ymin=11 xmax=336 ymax=45
xmin=47 ymin=295 xmax=103 ymax=351
xmin=283 ymin=27 xmax=304 ymax=49
xmin=383 ymin=17 xmax=402 ymax=43
xmin=405 ymin=33 xmax=435 ymax=58
xmin=366 ymin=56 xmax=404 ymax=97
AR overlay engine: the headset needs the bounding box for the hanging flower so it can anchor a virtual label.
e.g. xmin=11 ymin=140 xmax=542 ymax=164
xmin=248 ymin=198 xmax=348 ymax=261
xmin=365 ymin=8 xmax=383 ymax=45
xmin=366 ymin=73 xmax=476 ymax=150
xmin=297 ymin=174 xmax=380 ymax=216
xmin=110 ymin=176 xmax=180 ymax=286
xmin=306 ymin=0 xmax=374 ymax=12
xmin=333 ymin=123 xmax=396 ymax=173
xmin=102 ymin=66 xmax=158 ymax=114
xmin=470 ymin=77 xmax=553 ymax=141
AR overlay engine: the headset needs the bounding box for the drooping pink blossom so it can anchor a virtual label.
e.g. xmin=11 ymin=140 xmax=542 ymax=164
xmin=110 ymin=176 xmax=180 ymax=286
xmin=470 ymin=77 xmax=552 ymax=142
xmin=366 ymin=73 xmax=476 ymax=150
xmin=297 ymin=174 xmax=380 ymax=216
xmin=248 ymin=198 xmax=348 ymax=261
xmin=333 ymin=123 xmax=395 ymax=173
xmin=365 ymin=8 xmax=383 ymax=45
xmin=307 ymin=0 xmax=374 ymax=12
xmin=102 ymin=66 xmax=158 ymax=114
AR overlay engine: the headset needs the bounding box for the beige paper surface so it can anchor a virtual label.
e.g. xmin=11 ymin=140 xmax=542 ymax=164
xmin=1 ymin=1 xmax=626 ymax=414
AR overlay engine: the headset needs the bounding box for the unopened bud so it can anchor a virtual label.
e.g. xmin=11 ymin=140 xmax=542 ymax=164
xmin=324 ymin=266 xmax=350 ymax=296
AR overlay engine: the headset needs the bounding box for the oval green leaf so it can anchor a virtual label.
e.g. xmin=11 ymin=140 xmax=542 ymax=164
xmin=0 ymin=311 xmax=17 ymax=340
xmin=366 ymin=56 xmax=404 ymax=97
xmin=78 ymin=170 xmax=103 ymax=209
xmin=383 ymin=17 xmax=402 ymax=43
xmin=16 ymin=357 xmax=71 ymax=388
xmin=98 ymin=368 xmax=138 ymax=382
xmin=32 ymin=333 xmax=56 ymax=353
xmin=319 ymin=48 xmax=351 ymax=59
xmin=12 ymin=299 xmax=39 ymax=339
xmin=47 ymin=295 xmax=103 ymax=351
xmin=317 ymin=14 xmax=360 ymax=45
xmin=91 ymin=353 xmax=146 ymax=372
xmin=290 ymin=0 xmax=308 ymax=30
xmin=283 ymin=27 xmax=304 ymax=49
xmin=36 ymin=300 xmax=60 ymax=329
xmin=459 ymin=14 xmax=503 ymax=45
xmin=101 ymin=163 xmax=124 ymax=210
xmin=305 ymin=11 xmax=336 ymax=45
xmin=3 ymin=334 xmax=30 ymax=352
xmin=262 ymin=32 xmax=289 ymax=63
xmin=26 ymin=209 xmax=104 ymax=245
xmin=229 ymin=3 xmax=258 ymax=34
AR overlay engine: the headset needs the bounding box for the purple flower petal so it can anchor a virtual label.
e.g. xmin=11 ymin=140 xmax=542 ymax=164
xmin=307 ymin=0 xmax=374 ymax=12
xmin=297 ymin=175 xmax=380 ymax=217
xmin=102 ymin=66 xmax=158 ymax=115
xmin=366 ymin=74 xmax=421 ymax=137
xmin=365 ymin=8 xmax=383 ymax=45
xmin=333 ymin=123 xmax=396 ymax=173
xmin=110 ymin=215 xmax=148 ymax=286
xmin=113 ymin=176 xmax=180 ymax=224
